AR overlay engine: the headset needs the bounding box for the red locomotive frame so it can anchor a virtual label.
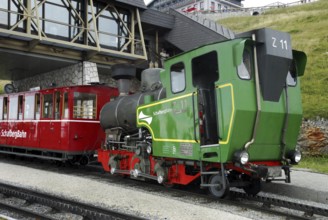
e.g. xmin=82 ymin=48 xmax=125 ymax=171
xmin=0 ymin=85 xmax=118 ymax=164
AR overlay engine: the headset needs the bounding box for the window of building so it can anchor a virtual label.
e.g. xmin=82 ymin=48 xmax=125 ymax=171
xmin=170 ymin=62 xmax=186 ymax=94
xmin=73 ymin=92 xmax=97 ymax=119
xmin=9 ymin=96 xmax=18 ymax=120
xmin=0 ymin=1 xmax=25 ymax=30
xmin=0 ymin=2 xmax=8 ymax=26
xmin=42 ymin=94 xmax=53 ymax=119
xmin=218 ymin=4 xmax=222 ymax=10
xmin=88 ymin=2 xmax=131 ymax=51
xmin=24 ymin=95 xmax=35 ymax=120
xmin=32 ymin=0 xmax=83 ymax=42
xmin=200 ymin=2 xmax=204 ymax=10
xmin=211 ymin=2 xmax=215 ymax=11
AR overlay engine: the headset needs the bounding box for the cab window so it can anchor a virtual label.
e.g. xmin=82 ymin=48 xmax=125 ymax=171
xmin=237 ymin=48 xmax=253 ymax=80
xmin=170 ymin=62 xmax=186 ymax=94
xmin=287 ymin=60 xmax=297 ymax=86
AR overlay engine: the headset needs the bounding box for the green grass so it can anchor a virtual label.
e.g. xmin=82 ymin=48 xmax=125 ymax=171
xmin=219 ymin=0 xmax=328 ymax=119
xmin=297 ymin=155 xmax=328 ymax=174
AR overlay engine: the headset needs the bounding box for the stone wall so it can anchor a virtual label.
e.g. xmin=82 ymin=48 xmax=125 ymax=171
xmin=14 ymin=61 xmax=141 ymax=93
xmin=298 ymin=118 xmax=328 ymax=155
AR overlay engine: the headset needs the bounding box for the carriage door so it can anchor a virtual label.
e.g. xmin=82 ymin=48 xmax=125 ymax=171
xmin=0 ymin=96 xmax=8 ymax=145
xmin=39 ymin=91 xmax=62 ymax=150
xmin=191 ymin=51 xmax=219 ymax=146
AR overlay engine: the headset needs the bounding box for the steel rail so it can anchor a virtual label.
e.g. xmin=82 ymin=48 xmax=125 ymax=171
xmin=0 ymin=182 xmax=145 ymax=220
xmin=230 ymin=191 xmax=328 ymax=217
xmin=0 ymin=201 xmax=56 ymax=220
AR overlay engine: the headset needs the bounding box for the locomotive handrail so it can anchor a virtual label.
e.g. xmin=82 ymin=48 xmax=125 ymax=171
xmin=191 ymin=91 xmax=199 ymax=144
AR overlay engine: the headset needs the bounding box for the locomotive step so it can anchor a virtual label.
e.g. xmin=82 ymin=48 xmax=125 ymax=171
xmin=200 ymin=171 xmax=220 ymax=175
xmin=200 ymin=183 xmax=220 ymax=187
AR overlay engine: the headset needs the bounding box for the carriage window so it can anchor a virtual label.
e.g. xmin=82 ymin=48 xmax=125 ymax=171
xmin=42 ymin=94 xmax=53 ymax=119
xmin=73 ymin=92 xmax=97 ymax=119
xmin=170 ymin=62 xmax=186 ymax=93
xmin=55 ymin=91 xmax=61 ymax=119
xmin=9 ymin=96 xmax=18 ymax=120
xmin=0 ymin=98 xmax=3 ymax=120
xmin=237 ymin=49 xmax=253 ymax=80
xmin=3 ymin=97 xmax=8 ymax=120
xmin=35 ymin=94 xmax=40 ymax=119
xmin=63 ymin=92 xmax=69 ymax=119
xmin=24 ymin=95 xmax=35 ymax=120
xmin=18 ymin=95 xmax=24 ymax=120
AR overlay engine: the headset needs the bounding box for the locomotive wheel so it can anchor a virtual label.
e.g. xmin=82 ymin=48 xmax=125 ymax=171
xmin=79 ymin=156 xmax=89 ymax=166
xmin=243 ymin=178 xmax=261 ymax=195
xmin=208 ymin=174 xmax=229 ymax=198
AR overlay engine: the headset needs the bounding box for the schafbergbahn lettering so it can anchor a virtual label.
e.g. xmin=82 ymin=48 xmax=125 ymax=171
xmin=1 ymin=129 xmax=27 ymax=139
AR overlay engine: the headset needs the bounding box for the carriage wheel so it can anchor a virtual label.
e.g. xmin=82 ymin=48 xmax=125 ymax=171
xmin=208 ymin=174 xmax=230 ymax=198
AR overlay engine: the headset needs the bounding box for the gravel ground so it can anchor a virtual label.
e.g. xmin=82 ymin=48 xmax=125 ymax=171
xmin=0 ymin=160 xmax=327 ymax=219
xmin=0 ymin=161 xmax=282 ymax=220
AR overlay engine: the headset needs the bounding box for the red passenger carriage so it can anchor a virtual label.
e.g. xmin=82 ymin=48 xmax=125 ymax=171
xmin=0 ymin=85 xmax=118 ymax=164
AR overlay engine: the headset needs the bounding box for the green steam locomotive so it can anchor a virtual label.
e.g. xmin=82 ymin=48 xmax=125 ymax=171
xmin=98 ymin=28 xmax=307 ymax=197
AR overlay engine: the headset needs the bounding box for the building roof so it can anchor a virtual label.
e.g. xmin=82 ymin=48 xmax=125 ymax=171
xmin=115 ymin=0 xmax=147 ymax=9
xmin=164 ymin=9 xmax=234 ymax=52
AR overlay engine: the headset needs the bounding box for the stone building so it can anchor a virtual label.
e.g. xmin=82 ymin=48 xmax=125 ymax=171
xmin=147 ymin=0 xmax=243 ymax=13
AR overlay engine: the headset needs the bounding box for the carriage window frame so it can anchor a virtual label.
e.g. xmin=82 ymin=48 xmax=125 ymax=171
xmin=24 ymin=95 xmax=35 ymax=120
xmin=62 ymin=92 xmax=69 ymax=119
xmin=237 ymin=47 xmax=253 ymax=80
xmin=35 ymin=94 xmax=41 ymax=120
xmin=54 ymin=91 xmax=61 ymax=119
xmin=9 ymin=96 xmax=18 ymax=120
xmin=170 ymin=62 xmax=186 ymax=94
xmin=42 ymin=94 xmax=54 ymax=119
xmin=2 ymin=97 xmax=8 ymax=120
xmin=73 ymin=92 xmax=97 ymax=119
xmin=0 ymin=97 xmax=3 ymax=120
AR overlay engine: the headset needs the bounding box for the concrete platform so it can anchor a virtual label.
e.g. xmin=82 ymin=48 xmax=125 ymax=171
xmin=262 ymin=168 xmax=328 ymax=205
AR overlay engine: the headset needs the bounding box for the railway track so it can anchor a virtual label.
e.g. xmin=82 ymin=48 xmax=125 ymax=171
xmin=1 ymin=156 xmax=327 ymax=219
xmin=230 ymin=190 xmax=328 ymax=218
xmin=0 ymin=182 xmax=145 ymax=220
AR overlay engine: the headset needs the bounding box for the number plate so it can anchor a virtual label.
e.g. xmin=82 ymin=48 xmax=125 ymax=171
xmin=267 ymin=166 xmax=282 ymax=178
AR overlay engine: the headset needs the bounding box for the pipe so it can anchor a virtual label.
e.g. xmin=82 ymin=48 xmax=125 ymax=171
xmin=244 ymin=34 xmax=262 ymax=150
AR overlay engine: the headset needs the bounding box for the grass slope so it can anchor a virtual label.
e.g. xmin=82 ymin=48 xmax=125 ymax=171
xmin=219 ymin=0 xmax=328 ymax=119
